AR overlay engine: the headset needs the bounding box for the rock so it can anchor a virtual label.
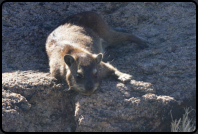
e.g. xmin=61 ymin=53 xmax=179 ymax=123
xmin=2 ymin=71 xmax=76 ymax=132
xmin=2 ymin=2 xmax=196 ymax=132
xmin=2 ymin=89 xmax=31 ymax=132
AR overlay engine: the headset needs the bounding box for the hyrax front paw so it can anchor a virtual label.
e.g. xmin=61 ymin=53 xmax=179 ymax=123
xmin=139 ymin=40 xmax=149 ymax=49
xmin=118 ymin=73 xmax=132 ymax=83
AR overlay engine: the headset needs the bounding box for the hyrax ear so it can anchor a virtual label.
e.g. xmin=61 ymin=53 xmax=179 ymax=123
xmin=95 ymin=53 xmax=103 ymax=64
xmin=64 ymin=54 xmax=75 ymax=67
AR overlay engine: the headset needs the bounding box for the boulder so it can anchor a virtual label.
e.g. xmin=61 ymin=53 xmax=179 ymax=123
xmin=2 ymin=2 xmax=196 ymax=132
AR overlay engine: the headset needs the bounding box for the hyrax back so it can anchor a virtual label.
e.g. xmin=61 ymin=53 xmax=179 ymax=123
xmin=46 ymin=11 xmax=148 ymax=95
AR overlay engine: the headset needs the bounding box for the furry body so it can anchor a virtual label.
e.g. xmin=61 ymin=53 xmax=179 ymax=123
xmin=46 ymin=12 xmax=148 ymax=95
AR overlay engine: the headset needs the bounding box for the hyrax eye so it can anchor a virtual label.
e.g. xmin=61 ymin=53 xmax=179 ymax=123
xmin=93 ymin=69 xmax=97 ymax=77
xmin=76 ymin=73 xmax=83 ymax=79
xmin=94 ymin=72 xmax=98 ymax=77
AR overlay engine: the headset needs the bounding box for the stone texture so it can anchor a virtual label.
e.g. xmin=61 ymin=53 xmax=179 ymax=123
xmin=2 ymin=2 xmax=196 ymax=132
xmin=2 ymin=71 xmax=76 ymax=132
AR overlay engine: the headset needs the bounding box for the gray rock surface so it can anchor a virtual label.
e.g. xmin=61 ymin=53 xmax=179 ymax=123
xmin=2 ymin=71 xmax=76 ymax=132
xmin=2 ymin=2 xmax=196 ymax=132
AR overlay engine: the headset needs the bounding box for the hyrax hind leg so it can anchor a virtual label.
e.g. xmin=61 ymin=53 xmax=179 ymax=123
xmin=67 ymin=11 xmax=148 ymax=49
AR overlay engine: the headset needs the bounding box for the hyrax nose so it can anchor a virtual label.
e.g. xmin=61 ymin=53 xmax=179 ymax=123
xmin=85 ymin=82 xmax=94 ymax=91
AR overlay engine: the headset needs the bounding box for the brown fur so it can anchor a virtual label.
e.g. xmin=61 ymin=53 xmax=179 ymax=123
xmin=46 ymin=11 xmax=148 ymax=95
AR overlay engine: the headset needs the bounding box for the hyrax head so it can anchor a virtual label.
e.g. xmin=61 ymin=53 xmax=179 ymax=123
xmin=64 ymin=53 xmax=102 ymax=95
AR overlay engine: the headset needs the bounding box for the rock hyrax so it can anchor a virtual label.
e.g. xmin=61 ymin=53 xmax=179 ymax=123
xmin=46 ymin=11 xmax=148 ymax=95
